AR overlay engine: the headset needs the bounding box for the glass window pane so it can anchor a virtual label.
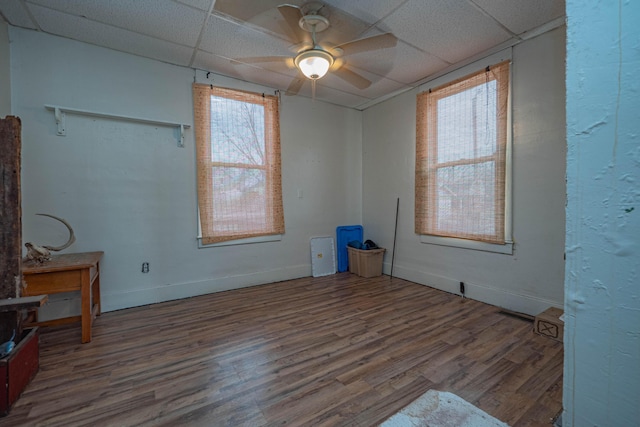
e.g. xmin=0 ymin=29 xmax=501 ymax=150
xmin=211 ymin=167 xmax=267 ymax=233
xmin=210 ymin=96 xmax=265 ymax=165
xmin=436 ymin=80 xmax=497 ymax=163
xmin=436 ymin=161 xmax=496 ymax=236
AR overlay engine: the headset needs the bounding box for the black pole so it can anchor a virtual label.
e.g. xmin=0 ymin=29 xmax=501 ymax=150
xmin=390 ymin=197 xmax=399 ymax=281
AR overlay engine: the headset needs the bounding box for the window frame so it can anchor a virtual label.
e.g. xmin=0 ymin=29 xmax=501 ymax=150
xmin=415 ymin=53 xmax=513 ymax=254
xmin=193 ymin=84 xmax=285 ymax=246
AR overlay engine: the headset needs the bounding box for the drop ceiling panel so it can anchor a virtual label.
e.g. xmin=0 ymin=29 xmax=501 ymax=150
xmin=193 ymin=52 xmax=371 ymax=108
xmin=199 ymin=15 xmax=294 ymax=62
xmin=0 ymin=2 xmax=38 ymax=29
xmin=471 ymin=0 xmax=564 ymax=35
xmin=27 ymin=0 xmax=205 ymax=46
xmin=384 ymin=52 xmax=450 ymax=85
xmin=214 ymin=0 xmax=375 ymax=46
xmin=213 ymin=0 xmax=301 ymax=23
xmin=235 ymin=60 xmax=298 ymax=81
xmin=237 ymin=67 xmax=300 ymax=93
xmin=192 ymin=51 xmax=246 ymax=79
xmin=175 ymin=0 xmax=214 ymax=13
xmin=384 ymin=0 xmax=512 ymax=64
xmin=2 ymin=0 xmax=565 ymax=109
xmin=29 ymin=5 xmax=193 ymax=66
xmin=344 ymin=38 xmax=450 ymax=85
xmin=297 ymin=83 xmax=371 ymax=109
xmin=193 ymin=51 xmax=295 ymax=92
xmin=318 ymin=68 xmax=408 ymax=100
xmin=322 ymin=0 xmax=407 ymax=25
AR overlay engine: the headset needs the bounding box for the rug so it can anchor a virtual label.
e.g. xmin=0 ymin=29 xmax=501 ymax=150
xmin=380 ymin=390 xmax=510 ymax=427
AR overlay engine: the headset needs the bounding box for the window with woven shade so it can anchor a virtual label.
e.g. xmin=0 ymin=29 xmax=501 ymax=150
xmin=416 ymin=61 xmax=511 ymax=247
xmin=193 ymin=84 xmax=284 ymax=245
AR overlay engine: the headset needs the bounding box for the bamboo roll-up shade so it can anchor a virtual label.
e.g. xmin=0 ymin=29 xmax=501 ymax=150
xmin=193 ymin=84 xmax=284 ymax=244
xmin=415 ymin=61 xmax=509 ymax=244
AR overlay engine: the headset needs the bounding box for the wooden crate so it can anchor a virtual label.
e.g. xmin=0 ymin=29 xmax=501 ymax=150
xmin=0 ymin=327 xmax=39 ymax=416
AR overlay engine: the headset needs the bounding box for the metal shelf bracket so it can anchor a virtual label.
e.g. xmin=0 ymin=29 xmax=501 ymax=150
xmin=54 ymin=107 xmax=66 ymax=136
xmin=45 ymin=104 xmax=191 ymax=147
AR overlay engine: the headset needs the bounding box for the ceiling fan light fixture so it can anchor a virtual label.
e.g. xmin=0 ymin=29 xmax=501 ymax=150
xmin=295 ymin=49 xmax=334 ymax=80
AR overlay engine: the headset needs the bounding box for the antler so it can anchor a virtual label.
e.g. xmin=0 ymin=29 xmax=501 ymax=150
xmin=36 ymin=213 xmax=76 ymax=251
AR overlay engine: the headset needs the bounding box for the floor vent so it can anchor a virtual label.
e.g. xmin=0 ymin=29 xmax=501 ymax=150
xmin=498 ymin=309 xmax=534 ymax=322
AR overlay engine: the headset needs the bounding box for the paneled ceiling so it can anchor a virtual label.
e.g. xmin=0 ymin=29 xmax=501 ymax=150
xmin=0 ymin=0 xmax=565 ymax=110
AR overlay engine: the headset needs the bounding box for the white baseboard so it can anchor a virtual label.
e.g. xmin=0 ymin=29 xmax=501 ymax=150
xmin=383 ymin=262 xmax=562 ymax=316
xmin=102 ymin=263 xmax=311 ymax=312
xmin=37 ymin=261 xmax=560 ymax=321
xmin=38 ymin=264 xmax=311 ymax=319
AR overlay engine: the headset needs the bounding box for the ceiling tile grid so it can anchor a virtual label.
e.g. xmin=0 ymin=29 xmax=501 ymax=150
xmin=470 ymin=0 xmax=565 ymax=35
xmin=322 ymin=0 xmax=408 ymax=27
xmin=199 ymin=15 xmax=294 ymax=63
xmin=194 ymin=53 xmax=300 ymax=94
xmin=27 ymin=0 xmax=206 ymax=47
xmin=301 ymin=82 xmax=371 ymax=108
xmin=382 ymin=0 xmax=513 ymax=64
xmin=174 ymin=0 xmax=214 ymax=13
xmin=317 ymin=67 xmax=408 ymax=100
xmin=343 ymin=34 xmax=451 ymax=85
xmin=28 ymin=4 xmax=194 ymax=66
xmin=0 ymin=1 xmax=38 ymax=29
xmin=0 ymin=0 xmax=566 ymax=109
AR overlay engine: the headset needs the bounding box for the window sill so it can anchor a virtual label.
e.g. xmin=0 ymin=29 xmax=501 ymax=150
xmin=198 ymin=234 xmax=282 ymax=248
xmin=420 ymin=235 xmax=513 ymax=255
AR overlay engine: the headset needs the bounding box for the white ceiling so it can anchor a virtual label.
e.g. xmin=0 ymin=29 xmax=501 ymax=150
xmin=0 ymin=0 xmax=565 ymax=110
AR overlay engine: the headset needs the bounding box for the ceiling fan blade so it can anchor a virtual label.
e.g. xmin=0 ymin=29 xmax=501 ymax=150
xmin=336 ymin=33 xmax=398 ymax=55
xmin=286 ymin=78 xmax=304 ymax=95
xmin=278 ymin=5 xmax=308 ymax=44
xmin=333 ymin=65 xmax=371 ymax=90
xmin=233 ymin=56 xmax=290 ymax=64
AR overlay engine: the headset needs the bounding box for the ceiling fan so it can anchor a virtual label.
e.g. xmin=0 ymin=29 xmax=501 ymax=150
xmin=233 ymin=2 xmax=398 ymax=95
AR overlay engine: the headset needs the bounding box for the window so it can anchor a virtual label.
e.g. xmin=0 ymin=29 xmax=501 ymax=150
xmin=193 ymin=84 xmax=284 ymax=245
xmin=415 ymin=61 xmax=510 ymax=247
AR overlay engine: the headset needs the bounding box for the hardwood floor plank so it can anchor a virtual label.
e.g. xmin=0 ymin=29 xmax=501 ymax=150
xmin=2 ymin=273 xmax=563 ymax=426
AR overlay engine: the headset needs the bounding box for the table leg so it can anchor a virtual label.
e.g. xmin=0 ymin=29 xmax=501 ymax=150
xmin=81 ymin=268 xmax=91 ymax=343
xmin=93 ymin=262 xmax=101 ymax=316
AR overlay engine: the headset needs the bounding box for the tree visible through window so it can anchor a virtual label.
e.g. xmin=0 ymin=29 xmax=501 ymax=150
xmin=415 ymin=62 xmax=510 ymax=244
xmin=193 ymin=85 xmax=284 ymax=244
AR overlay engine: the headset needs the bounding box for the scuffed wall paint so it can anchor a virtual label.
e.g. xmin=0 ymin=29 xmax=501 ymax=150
xmin=564 ymin=0 xmax=640 ymax=425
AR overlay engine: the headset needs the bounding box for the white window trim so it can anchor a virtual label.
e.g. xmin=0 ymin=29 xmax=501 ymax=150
xmin=418 ymin=48 xmax=514 ymax=255
xmin=196 ymin=211 xmax=282 ymax=248
xmin=420 ymin=235 xmax=513 ymax=254
xmin=192 ymin=79 xmax=285 ymax=248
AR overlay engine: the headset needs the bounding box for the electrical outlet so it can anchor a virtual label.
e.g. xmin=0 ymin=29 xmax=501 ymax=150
xmin=142 ymin=262 xmax=149 ymax=273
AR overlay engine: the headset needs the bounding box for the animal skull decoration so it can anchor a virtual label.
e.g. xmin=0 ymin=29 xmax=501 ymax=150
xmin=25 ymin=213 xmax=76 ymax=263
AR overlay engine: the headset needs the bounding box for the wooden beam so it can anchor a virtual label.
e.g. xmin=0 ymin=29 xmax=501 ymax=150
xmin=0 ymin=295 xmax=48 ymax=313
xmin=0 ymin=116 xmax=22 ymax=341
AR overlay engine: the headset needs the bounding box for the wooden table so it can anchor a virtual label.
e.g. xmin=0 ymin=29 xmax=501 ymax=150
xmin=22 ymin=252 xmax=103 ymax=343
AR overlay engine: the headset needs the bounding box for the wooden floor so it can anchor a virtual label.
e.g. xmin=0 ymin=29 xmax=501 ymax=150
xmin=4 ymin=274 xmax=563 ymax=426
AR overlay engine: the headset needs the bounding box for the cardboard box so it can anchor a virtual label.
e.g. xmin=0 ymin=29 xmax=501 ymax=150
xmin=534 ymin=307 xmax=564 ymax=342
xmin=347 ymin=247 xmax=385 ymax=278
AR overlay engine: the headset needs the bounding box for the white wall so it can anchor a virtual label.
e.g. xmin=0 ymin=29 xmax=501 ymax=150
xmin=361 ymin=27 xmax=566 ymax=315
xmin=0 ymin=20 xmax=11 ymax=117
xmin=564 ymin=0 xmax=640 ymax=425
xmin=10 ymin=27 xmax=362 ymax=316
